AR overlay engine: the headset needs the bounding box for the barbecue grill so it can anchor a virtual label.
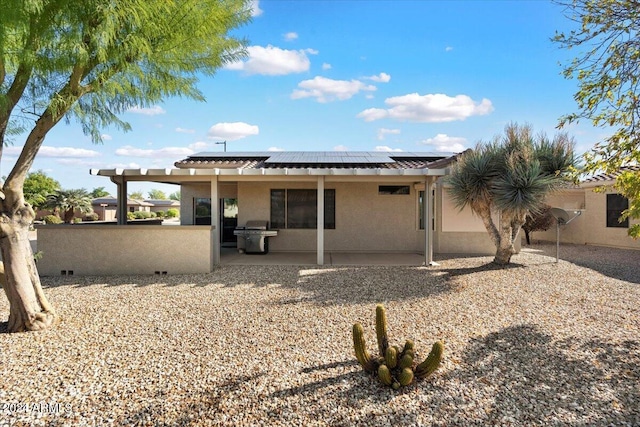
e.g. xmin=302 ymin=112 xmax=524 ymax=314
xmin=233 ymin=220 xmax=278 ymax=254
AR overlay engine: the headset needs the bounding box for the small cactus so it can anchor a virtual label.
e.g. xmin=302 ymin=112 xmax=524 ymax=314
xmin=375 ymin=304 xmax=389 ymax=356
xmin=351 ymin=304 xmax=443 ymax=390
xmin=378 ymin=364 xmax=393 ymax=386
xmin=415 ymin=340 xmax=444 ymax=379
xmin=385 ymin=347 xmax=398 ymax=369
xmin=398 ymin=367 xmax=414 ymax=386
xmin=352 ymin=323 xmax=377 ymax=373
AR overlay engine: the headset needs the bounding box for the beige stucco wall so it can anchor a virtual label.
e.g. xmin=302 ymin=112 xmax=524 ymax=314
xmin=435 ymin=183 xmax=504 ymax=255
xmin=238 ymin=181 xmax=425 ymax=252
xmin=37 ymin=225 xmax=214 ymax=276
xmin=534 ymin=188 xmax=640 ymax=250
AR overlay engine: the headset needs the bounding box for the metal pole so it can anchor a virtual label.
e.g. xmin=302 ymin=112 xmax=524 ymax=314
xmin=556 ymin=222 xmax=560 ymax=263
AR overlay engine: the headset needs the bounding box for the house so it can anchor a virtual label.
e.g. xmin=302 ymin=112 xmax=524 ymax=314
xmin=144 ymin=199 xmax=180 ymax=215
xmin=36 ymin=151 xmax=503 ymax=276
xmin=534 ymin=166 xmax=640 ymax=250
xmin=91 ymin=196 xmax=153 ymax=221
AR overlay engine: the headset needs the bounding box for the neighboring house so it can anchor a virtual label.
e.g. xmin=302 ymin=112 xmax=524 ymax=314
xmin=91 ymin=196 xmax=153 ymax=221
xmin=36 ymin=151 xmax=504 ymax=275
xmin=144 ymin=199 xmax=180 ymax=215
xmin=534 ymin=166 xmax=640 ymax=250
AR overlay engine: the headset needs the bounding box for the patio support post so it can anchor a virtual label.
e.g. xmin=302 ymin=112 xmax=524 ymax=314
xmin=424 ymin=176 xmax=434 ymax=266
xmin=115 ymin=177 xmax=128 ymax=225
xmin=211 ymin=176 xmax=220 ymax=266
xmin=317 ymin=175 xmax=324 ymax=265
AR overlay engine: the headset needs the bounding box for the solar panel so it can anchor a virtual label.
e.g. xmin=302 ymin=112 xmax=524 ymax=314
xmin=264 ymin=152 xmax=394 ymax=164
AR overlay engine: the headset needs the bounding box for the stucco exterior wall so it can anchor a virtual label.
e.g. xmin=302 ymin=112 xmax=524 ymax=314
xmin=37 ymin=225 xmax=214 ymax=276
xmin=434 ymin=184 xmax=500 ymax=255
xmin=237 ymin=181 xmax=425 ymax=252
xmin=534 ymin=189 xmax=639 ymax=250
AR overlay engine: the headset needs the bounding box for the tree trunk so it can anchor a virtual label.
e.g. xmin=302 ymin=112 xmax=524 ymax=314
xmin=0 ymin=212 xmax=56 ymax=332
xmin=493 ymin=213 xmax=517 ymax=265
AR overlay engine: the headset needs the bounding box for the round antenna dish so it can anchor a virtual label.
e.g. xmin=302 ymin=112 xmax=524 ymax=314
xmin=550 ymin=207 xmax=570 ymax=224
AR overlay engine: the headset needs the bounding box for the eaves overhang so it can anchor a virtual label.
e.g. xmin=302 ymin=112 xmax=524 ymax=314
xmin=90 ymin=167 xmax=450 ymax=180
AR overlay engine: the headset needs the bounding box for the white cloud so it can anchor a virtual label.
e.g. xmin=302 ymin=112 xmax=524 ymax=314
xmin=226 ymin=45 xmax=315 ymax=75
xmin=267 ymin=146 xmax=285 ymax=151
xmin=322 ymin=63 xmax=332 ymax=70
xmin=420 ymin=133 xmax=467 ymax=152
xmin=249 ymin=0 xmax=263 ymax=17
xmin=377 ymin=128 xmax=401 ymax=140
xmin=291 ymin=76 xmax=376 ymax=103
xmin=127 ymin=105 xmax=166 ymax=116
xmin=101 ymin=134 xmax=112 ymax=141
xmin=374 ymin=145 xmax=404 ymax=152
xmin=175 ymin=127 xmax=195 ymax=134
xmin=333 ymin=145 xmax=349 ymax=151
xmin=115 ymin=145 xmax=194 ymax=158
xmin=445 ymin=46 xmax=454 ymax=52
xmin=109 ymin=162 xmax=142 ymax=169
xmin=284 ymin=32 xmax=298 ymax=41
xmin=188 ymin=141 xmax=210 ymax=151
xmin=56 ymin=158 xmax=103 ymax=166
xmin=207 ymin=122 xmax=259 ymax=141
xmin=357 ymin=93 xmax=493 ymax=123
xmin=4 ymin=145 xmax=103 ymax=158
xmin=366 ymin=72 xmax=391 ymax=83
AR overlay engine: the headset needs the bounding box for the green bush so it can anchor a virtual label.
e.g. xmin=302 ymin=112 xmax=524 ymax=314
xmin=155 ymin=210 xmax=165 ymax=218
xmin=166 ymin=208 xmax=179 ymax=218
xmin=84 ymin=213 xmax=99 ymax=221
xmin=73 ymin=218 xmax=82 ymax=223
xmin=127 ymin=212 xmax=135 ymax=221
xmin=43 ymin=215 xmax=63 ymax=224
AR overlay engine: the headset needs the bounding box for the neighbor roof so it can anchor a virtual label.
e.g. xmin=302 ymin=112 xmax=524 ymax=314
xmin=582 ymin=165 xmax=640 ymax=187
xmin=175 ymin=151 xmax=452 ymax=170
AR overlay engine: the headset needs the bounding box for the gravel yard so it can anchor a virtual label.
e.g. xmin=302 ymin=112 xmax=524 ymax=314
xmin=1 ymin=243 xmax=639 ymax=426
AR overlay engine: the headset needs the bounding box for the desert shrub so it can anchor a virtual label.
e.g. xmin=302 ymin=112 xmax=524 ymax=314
xmin=166 ymin=208 xmax=179 ymax=218
xmin=43 ymin=215 xmax=63 ymax=224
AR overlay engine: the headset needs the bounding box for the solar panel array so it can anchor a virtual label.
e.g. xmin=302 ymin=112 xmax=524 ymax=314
xmin=186 ymin=151 xmax=449 ymax=164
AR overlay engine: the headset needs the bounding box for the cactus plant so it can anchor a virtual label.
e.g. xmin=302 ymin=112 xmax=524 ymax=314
xmin=415 ymin=340 xmax=444 ymax=379
xmin=352 ymin=323 xmax=377 ymax=373
xmin=351 ymin=304 xmax=444 ymax=390
xmin=375 ymin=304 xmax=389 ymax=356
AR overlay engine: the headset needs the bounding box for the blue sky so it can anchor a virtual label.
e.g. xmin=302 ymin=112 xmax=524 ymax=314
xmin=1 ymin=0 xmax=607 ymax=197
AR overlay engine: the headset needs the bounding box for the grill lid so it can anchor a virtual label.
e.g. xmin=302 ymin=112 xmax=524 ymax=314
xmin=244 ymin=220 xmax=269 ymax=230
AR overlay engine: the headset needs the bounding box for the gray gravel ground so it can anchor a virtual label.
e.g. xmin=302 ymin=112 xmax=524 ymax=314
xmin=1 ymin=243 xmax=639 ymax=426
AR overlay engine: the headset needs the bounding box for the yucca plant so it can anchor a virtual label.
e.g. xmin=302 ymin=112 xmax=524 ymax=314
xmin=446 ymin=122 xmax=577 ymax=264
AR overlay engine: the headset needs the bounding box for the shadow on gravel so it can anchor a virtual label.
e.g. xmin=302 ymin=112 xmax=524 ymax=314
xmin=115 ymin=373 xmax=264 ymax=425
xmin=435 ymin=260 xmax=526 ymax=278
xmin=0 ymin=321 xmax=7 ymax=333
xmin=269 ymin=358 xmax=425 ymax=425
xmin=451 ymin=324 xmax=640 ymax=426
xmin=525 ymin=243 xmax=640 ymax=284
xmin=279 ymin=266 xmax=457 ymax=305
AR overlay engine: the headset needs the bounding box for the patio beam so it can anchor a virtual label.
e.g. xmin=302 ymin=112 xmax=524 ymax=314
xmin=112 ymin=176 xmax=128 ymax=225
xmin=317 ymin=175 xmax=324 ymax=265
xmin=211 ymin=176 xmax=220 ymax=266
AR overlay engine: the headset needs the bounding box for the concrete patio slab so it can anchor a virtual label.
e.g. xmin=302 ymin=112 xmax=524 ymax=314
xmin=220 ymin=248 xmax=426 ymax=266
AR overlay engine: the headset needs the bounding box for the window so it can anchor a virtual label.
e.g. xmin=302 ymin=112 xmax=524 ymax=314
xmin=418 ymin=189 xmax=435 ymax=230
xmin=194 ymin=198 xmax=212 ymax=225
xmin=606 ymin=193 xmax=629 ymax=228
xmin=379 ymin=185 xmax=410 ymax=195
xmin=271 ymin=189 xmax=335 ymax=229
